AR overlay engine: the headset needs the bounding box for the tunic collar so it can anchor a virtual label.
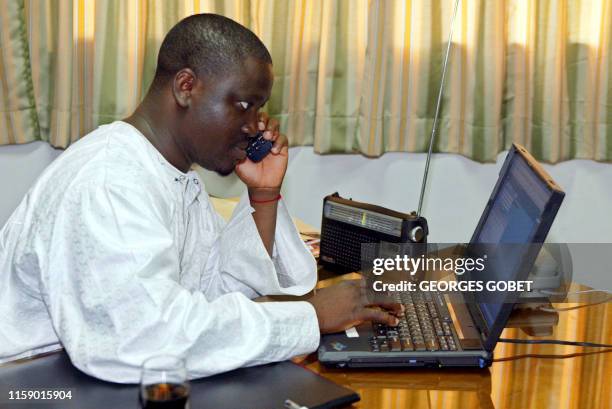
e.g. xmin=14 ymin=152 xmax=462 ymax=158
xmin=114 ymin=121 xmax=204 ymax=205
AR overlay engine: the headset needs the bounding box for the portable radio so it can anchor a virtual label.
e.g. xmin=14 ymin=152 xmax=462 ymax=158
xmin=319 ymin=193 xmax=428 ymax=273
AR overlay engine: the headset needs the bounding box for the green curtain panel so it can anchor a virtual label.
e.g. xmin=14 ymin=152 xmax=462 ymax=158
xmin=357 ymin=0 xmax=612 ymax=162
xmin=0 ymin=0 xmax=39 ymax=145
xmin=0 ymin=0 xmax=610 ymax=163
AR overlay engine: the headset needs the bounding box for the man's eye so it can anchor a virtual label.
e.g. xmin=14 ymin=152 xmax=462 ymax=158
xmin=237 ymin=101 xmax=250 ymax=110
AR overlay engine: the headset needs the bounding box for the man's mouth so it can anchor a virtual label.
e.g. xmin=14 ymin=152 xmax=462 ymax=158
xmin=233 ymin=145 xmax=247 ymax=161
xmin=236 ymin=139 xmax=249 ymax=150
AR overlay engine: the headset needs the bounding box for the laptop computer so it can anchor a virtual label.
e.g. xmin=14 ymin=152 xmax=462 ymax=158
xmin=318 ymin=143 xmax=565 ymax=368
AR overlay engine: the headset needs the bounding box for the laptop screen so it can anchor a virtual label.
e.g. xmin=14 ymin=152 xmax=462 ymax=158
xmin=472 ymin=154 xmax=552 ymax=244
xmin=468 ymin=148 xmax=560 ymax=330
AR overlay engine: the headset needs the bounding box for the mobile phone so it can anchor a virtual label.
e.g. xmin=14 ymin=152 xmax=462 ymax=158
xmin=246 ymin=132 xmax=273 ymax=162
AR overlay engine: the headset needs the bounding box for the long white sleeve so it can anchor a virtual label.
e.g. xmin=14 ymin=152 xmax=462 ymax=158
xmin=201 ymin=190 xmax=318 ymax=300
xmin=39 ymin=182 xmax=319 ymax=383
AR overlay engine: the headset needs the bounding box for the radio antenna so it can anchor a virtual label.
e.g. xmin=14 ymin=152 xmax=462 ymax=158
xmin=417 ymin=0 xmax=461 ymax=217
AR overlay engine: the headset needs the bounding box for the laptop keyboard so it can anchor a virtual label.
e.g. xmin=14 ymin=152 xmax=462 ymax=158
xmin=369 ymin=291 xmax=458 ymax=352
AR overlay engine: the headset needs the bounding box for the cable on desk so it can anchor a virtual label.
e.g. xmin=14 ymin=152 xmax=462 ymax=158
xmin=493 ymin=349 xmax=612 ymax=362
xmin=499 ymin=338 xmax=612 ymax=348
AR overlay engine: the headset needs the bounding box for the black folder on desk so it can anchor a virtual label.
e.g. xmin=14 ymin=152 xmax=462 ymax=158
xmin=0 ymin=352 xmax=359 ymax=409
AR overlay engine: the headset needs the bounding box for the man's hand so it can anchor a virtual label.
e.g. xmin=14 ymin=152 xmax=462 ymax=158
xmin=307 ymin=280 xmax=404 ymax=334
xmin=235 ymin=112 xmax=288 ymax=189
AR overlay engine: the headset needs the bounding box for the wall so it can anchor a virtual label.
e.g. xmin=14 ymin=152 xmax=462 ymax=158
xmin=2 ymin=143 xmax=611 ymax=290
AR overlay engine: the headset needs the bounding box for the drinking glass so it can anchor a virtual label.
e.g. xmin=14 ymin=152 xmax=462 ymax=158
xmin=139 ymin=355 xmax=190 ymax=409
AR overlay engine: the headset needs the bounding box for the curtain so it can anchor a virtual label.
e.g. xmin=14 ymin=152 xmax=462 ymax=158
xmin=357 ymin=0 xmax=612 ymax=162
xmin=258 ymin=0 xmax=368 ymax=153
xmin=357 ymin=0 xmax=506 ymax=160
xmin=0 ymin=0 xmax=610 ymax=163
xmin=503 ymin=0 xmax=612 ymax=162
xmin=0 ymin=0 xmax=39 ymax=145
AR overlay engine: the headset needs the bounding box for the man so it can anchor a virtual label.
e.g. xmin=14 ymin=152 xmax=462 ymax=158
xmin=0 ymin=14 xmax=399 ymax=383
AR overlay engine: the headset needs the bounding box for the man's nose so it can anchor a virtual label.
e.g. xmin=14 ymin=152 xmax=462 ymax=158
xmin=241 ymin=111 xmax=260 ymax=137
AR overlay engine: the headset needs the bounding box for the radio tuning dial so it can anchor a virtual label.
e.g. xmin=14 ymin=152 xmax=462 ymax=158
xmin=409 ymin=226 xmax=424 ymax=242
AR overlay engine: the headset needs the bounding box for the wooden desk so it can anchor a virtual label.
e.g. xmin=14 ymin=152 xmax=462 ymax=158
xmin=307 ymin=274 xmax=612 ymax=409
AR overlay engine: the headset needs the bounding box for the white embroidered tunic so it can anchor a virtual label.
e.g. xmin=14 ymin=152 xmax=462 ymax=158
xmin=0 ymin=121 xmax=320 ymax=383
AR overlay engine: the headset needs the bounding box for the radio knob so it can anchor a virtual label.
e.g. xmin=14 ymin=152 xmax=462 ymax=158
xmin=409 ymin=226 xmax=424 ymax=242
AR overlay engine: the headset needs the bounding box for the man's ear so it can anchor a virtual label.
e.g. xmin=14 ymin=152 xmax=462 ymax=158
xmin=172 ymin=68 xmax=197 ymax=108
